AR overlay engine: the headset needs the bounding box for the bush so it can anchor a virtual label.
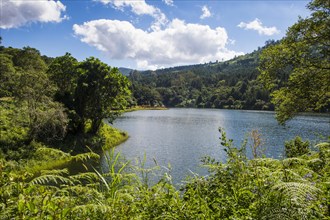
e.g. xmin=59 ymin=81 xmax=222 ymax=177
xmin=285 ymin=136 xmax=310 ymax=158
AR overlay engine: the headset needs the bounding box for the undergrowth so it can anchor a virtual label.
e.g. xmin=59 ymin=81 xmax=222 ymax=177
xmin=1 ymin=129 xmax=329 ymax=219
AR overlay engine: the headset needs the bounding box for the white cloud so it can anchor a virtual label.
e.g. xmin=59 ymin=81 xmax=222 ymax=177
xmin=96 ymin=0 xmax=167 ymax=31
xmin=200 ymin=5 xmax=211 ymax=19
xmin=0 ymin=0 xmax=67 ymax=29
xmin=163 ymin=0 xmax=174 ymax=6
xmin=237 ymin=18 xmax=280 ymax=36
xmin=229 ymin=39 xmax=236 ymax=45
xmin=73 ymin=19 xmax=243 ymax=70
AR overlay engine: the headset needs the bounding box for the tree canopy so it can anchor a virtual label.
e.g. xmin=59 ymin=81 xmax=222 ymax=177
xmin=129 ymin=48 xmax=273 ymax=111
xmin=75 ymin=57 xmax=131 ymax=134
xmin=0 ymin=46 xmax=131 ymax=155
xmin=259 ymin=0 xmax=330 ymax=124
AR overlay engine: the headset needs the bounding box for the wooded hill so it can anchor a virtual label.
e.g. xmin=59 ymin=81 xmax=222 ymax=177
xmin=127 ymin=42 xmax=276 ymax=110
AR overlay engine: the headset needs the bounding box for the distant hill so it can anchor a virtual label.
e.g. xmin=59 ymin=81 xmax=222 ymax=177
xmin=128 ymin=44 xmax=275 ymax=110
xmin=139 ymin=48 xmax=260 ymax=76
xmin=119 ymin=67 xmax=134 ymax=76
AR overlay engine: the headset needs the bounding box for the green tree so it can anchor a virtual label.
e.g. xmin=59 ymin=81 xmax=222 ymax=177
xmin=17 ymin=68 xmax=68 ymax=141
xmin=47 ymin=53 xmax=79 ymax=102
xmin=13 ymin=47 xmax=47 ymax=73
xmin=259 ymin=0 xmax=330 ymax=124
xmin=75 ymin=57 xmax=131 ymax=134
xmin=1 ymin=47 xmax=69 ymax=142
xmin=0 ymin=54 xmax=17 ymax=97
xmin=132 ymin=85 xmax=162 ymax=106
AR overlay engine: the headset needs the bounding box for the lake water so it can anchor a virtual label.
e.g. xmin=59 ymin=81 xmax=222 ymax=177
xmin=101 ymin=108 xmax=329 ymax=184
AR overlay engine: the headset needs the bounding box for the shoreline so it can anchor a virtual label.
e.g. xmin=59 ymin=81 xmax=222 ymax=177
xmin=124 ymin=106 xmax=168 ymax=112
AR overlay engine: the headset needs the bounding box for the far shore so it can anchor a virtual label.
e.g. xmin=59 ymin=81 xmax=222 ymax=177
xmin=124 ymin=106 xmax=168 ymax=112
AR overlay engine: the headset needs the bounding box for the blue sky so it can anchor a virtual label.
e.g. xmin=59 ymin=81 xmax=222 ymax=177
xmin=1 ymin=0 xmax=311 ymax=70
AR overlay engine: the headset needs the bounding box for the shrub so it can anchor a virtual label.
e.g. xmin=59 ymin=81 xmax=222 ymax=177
xmin=285 ymin=136 xmax=310 ymax=158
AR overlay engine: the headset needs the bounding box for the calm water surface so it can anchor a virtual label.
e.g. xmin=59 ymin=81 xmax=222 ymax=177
xmin=101 ymin=109 xmax=329 ymax=184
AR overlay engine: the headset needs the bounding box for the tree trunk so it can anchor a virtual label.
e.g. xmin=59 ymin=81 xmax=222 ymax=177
xmin=90 ymin=119 xmax=101 ymax=134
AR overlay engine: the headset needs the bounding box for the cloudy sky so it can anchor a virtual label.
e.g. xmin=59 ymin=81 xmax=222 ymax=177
xmin=1 ymin=0 xmax=311 ymax=70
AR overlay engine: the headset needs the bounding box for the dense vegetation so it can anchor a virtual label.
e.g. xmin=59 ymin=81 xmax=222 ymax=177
xmin=129 ymin=45 xmax=274 ymax=111
xmin=0 ymin=0 xmax=329 ymax=219
xmin=1 ymin=130 xmax=329 ymax=219
xmin=259 ymin=0 xmax=330 ymax=124
xmin=0 ymin=46 xmax=131 ymax=158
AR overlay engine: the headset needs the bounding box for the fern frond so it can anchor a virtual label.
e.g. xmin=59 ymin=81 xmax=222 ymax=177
xmin=86 ymin=182 xmax=101 ymax=188
xmin=36 ymin=147 xmax=70 ymax=159
xmin=282 ymin=157 xmax=307 ymax=167
xmin=307 ymin=158 xmax=323 ymax=165
xmin=272 ymin=182 xmax=321 ymax=205
xmin=315 ymin=142 xmax=330 ymax=149
xmin=262 ymin=207 xmax=309 ymax=220
xmin=282 ymin=169 xmax=306 ymax=182
xmin=64 ymin=185 xmax=104 ymax=199
xmin=30 ymin=174 xmax=73 ymax=186
xmin=72 ymin=204 xmax=111 ymax=214
xmin=71 ymin=152 xmax=100 ymax=162
xmin=40 ymin=168 xmax=69 ymax=176
xmin=251 ymin=158 xmax=281 ymax=168
xmin=69 ymin=172 xmax=99 ymax=184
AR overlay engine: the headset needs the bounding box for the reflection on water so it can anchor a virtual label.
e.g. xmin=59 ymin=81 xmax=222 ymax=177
xmin=101 ymin=108 xmax=329 ymax=184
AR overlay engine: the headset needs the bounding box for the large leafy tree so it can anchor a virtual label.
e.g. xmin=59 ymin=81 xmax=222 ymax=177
xmin=75 ymin=57 xmax=131 ymax=134
xmin=47 ymin=53 xmax=79 ymax=103
xmin=0 ymin=47 xmax=68 ymax=142
xmin=0 ymin=54 xmax=17 ymax=97
xmin=14 ymin=49 xmax=68 ymax=141
xmin=259 ymin=0 xmax=330 ymax=124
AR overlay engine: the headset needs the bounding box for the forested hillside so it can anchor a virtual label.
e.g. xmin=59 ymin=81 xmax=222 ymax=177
xmin=129 ymin=42 xmax=275 ymax=110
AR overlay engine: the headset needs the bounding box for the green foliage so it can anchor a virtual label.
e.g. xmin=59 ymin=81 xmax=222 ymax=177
xmin=47 ymin=53 xmax=79 ymax=99
xmin=1 ymin=45 xmax=132 ymax=154
xmin=45 ymin=122 xmax=128 ymax=154
xmin=97 ymin=122 xmax=128 ymax=151
xmin=0 ymin=99 xmax=31 ymax=159
xmin=47 ymin=53 xmax=79 ymax=122
xmin=130 ymin=49 xmax=273 ymax=111
xmin=0 ymin=47 xmax=68 ymax=145
xmin=0 ymin=2 xmax=328 ymax=217
xmin=285 ymin=136 xmax=310 ymax=158
xmin=259 ymin=0 xmax=330 ymax=124
xmin=74 ymin=57 xmax=131 ymax=134
xmin=0 ymin=54 xmax=17 ymax=97
xmin=1 ymin=130 xmax=329 ymax=219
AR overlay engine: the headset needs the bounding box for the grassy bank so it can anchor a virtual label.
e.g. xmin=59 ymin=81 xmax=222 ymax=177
xmin=98 ymin=123 xmax=128 ymax=151
xmin=125 ymin=105 xmax=168 ymax=112
xmin=0 ymin=98 xmax=128 ymax=174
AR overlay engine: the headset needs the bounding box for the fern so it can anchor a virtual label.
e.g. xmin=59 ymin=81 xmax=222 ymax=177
xmin=69 ymin=172 xmax=99 ymax=184
xmin=282 ymin=157 xmax=307 ymax=167
xmin=307 ymin=158 xmax=323 ymax=170
xmin=35 ymin=147 xmax=70 ymax=159
xmin=262 ymin=207 xmax=309 ymax=220
xmin=250 ymin=158 xmax=281 ymax=168
xmin=272 ymin=182 xmax=320 ymax=205
xmin=71 ymin=152 xmax=100 ymax=162
xmin=63 ymin=185 xmax=104 ymax=202
xmin=40 ymin=168 xmax=69 ymax=176
xmin=30 ymin=174 xmax=73 ymax=186
xmin=315 ymin=142 xmax=330 ymax=149
xmin=72 ymin=204 xmax=111 ymax=214
xmin=261 ymin=182 xmax=323 ymax=220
